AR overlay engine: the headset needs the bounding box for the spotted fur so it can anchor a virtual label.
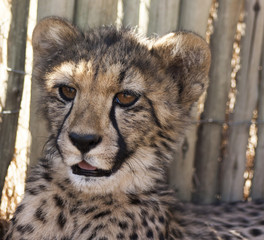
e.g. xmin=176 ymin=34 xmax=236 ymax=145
xmin=2 ymin=17 xmax=224 ymax=239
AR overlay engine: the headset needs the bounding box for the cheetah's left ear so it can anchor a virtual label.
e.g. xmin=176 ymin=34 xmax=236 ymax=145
xmin=32 ymin=17 xmax=81 ymax=63
xmin=150 ymin=32 xmax=211 ymax=104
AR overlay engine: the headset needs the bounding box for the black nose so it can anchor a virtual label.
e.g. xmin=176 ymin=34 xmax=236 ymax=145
xmin=69 ymin=132 xmax=102 ymax=154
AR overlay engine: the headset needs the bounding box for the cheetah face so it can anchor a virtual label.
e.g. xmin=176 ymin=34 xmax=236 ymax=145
xmin=32 ymin=17 xmax=210 ymax=193
xmin=44 ymin=59 xmax=157 ymax=189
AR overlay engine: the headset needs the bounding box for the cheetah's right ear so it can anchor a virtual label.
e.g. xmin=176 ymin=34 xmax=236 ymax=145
xmin=150 ymin=32 xmax=211 ymax=105
xmin=32 ymin=17 xmax=81 ymax=59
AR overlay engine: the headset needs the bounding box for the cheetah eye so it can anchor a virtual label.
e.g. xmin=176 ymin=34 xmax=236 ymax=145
xmin=114 ymin=91 xmax=139 ymax=107
xmin=59 ymin=86 xmax=76 ymax=101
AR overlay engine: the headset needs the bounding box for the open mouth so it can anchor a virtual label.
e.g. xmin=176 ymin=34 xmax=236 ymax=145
xmin=71 ymin=160 xmax=112 ymax=177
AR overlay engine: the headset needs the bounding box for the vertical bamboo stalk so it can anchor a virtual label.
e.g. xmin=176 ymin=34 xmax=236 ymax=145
xmin=29 ymin=0 xmax=76 ymax=166
xmin=146 ymin=0 xmax=181 ymax=35
xmin=179 ymin=0 xmax=212 ymax=37
xmin=252 ymin=32 xmax=264 ymax=200
xmin=193 ymin=0 xmax=243 ymax=204
xmin=169 ymin=106 xmax=197 ymax=201
xmin=74 ymin=0 xmax=118 ymax=30
xmin=122 ymin=0 xmax=140 ymax=27
xmin=221 ymin=0 xmax=264 ymax=202
xmin=37 ymin=0 xmax=75 ymax=21
xmin=241 ymin=0 xmax=264 ymax=201
xmin=169 ymin=0 xmax=212 ymax=202
xmin=0 ymin=0 xmax=29 ymax=200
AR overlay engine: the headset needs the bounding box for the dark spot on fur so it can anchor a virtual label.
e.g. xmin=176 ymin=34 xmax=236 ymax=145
xmin=142 ymin=218 xmax=148 ymax=227
xmin=119 ymin=221 xmax=128 ymax=229
xmin=158 ymin=216 xmax=165 ymax=224
xmin=26 ymin=187 xmax=40 ymax=195
xmin=84 ymin=206 xmax=97 ymax=215
xmin=110 ymin=217 xmax=117 ymax=223
xmin=80 ymin=223 xmax=91 ymax=234
xmin=146 ymin=229 xmax=154 ymax=238
xmin=161 ymin=140 xmax=172 ymax=151
xmin=125 ymin=212 xmax=135 ymax=220
xmin=64 ymin=178 xmax=71 ymax=184
xmin=57 ymin=212 xmax=67 ymax=229
xmin=39 ymin=158 xmax=51 ymax=169
xmin=259 ymin=220 xmax=264 ymax=225
xmin=159 ymin=232 xmax=165 ymax=240
xmin=128 ymin=194 xmax=141 ymax=205
xmin=117 ymin=232 xmax=125 ymax=239
xmin=249 ymin=211 xmax=260 ymax=217
xmin=249 ymin=228 xmax=262 ymax=236
xmin=87 ymin=224 xmax=105 ymax=240
xmin=42 ymin=172 xmax=53 ymax=182
xmin=39 ymin=184 xmax=47 ymax=191
xmin=16 ymin=204 xmax=25 ymax=214
xmin=93 ymin=210 xmax=111 ymax=219
xmin=149 ymin=215 xmax=155 ymax=223
xmin=221 ymin=234 xmax=232 ymax=240
xmin=34 ymin=207 xmax=46 ymax=223
xmin=11 ymin=216 xmax=17 ymax=225
xmin=26 ymin=176 xmax=39 ymax=183
xmin=141 ymin=209 xmax=148 ymax=216
xmin=56 ymin=182 xmax=66 ymax=191
xmin=94 ymin=224 xmax=105 ymax=231
xmin=129 ymin=232 xmax=138 ymax=240
xmin=230 ymin=217 xmax=249 ymax=224
xmin=171 ymin=227 xmax=183 ymax=238
xmin=88 ymin=232 xmax=97 ymax=240
xmin=16 ymin=224 xmax=34 ymax=234
xmin=67 ymin=192 xmax=75 ymax=198
xmin=53 ymin=194 xmax=65 ymax=208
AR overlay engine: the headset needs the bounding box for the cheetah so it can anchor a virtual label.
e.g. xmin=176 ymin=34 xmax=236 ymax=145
xmin=4 ymin=16 xmax=263 ymax=240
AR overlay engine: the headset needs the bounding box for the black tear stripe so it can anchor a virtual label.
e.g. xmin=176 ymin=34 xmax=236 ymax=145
xmin=145 ymin=97 xmax=162 ymax=129
xmin=56 ymin=103 xmax=74 ymax=159
xmin=109 ymin=104 xmax=133 ymax=174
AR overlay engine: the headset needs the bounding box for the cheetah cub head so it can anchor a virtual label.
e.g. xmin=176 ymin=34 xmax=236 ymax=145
xmin=32 ymin=17 xmax=210 ymax=194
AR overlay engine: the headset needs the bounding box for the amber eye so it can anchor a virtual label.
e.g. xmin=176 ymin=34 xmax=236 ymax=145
xmin=114 ymin=91 xmax=139 ymax=107
xmin=59 ymin=86 xmax=76 ymax=101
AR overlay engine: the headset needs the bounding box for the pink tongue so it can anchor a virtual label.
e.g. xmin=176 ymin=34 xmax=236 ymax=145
xmin=78 ymin=160 xmax=97 ymax=171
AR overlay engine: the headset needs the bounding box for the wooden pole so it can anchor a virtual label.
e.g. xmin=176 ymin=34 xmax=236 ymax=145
xmin=146 ymin=0 xmax=180 ymax=35
xmin=169 ymin=106 xmax=198 ymax=201
xmin=179 ymin=0 xmax=212 ymax=37
xmin=246 ymin=0 xmax=264 ymax=201
xmin=252 ymin=37 xmax=264 ymax=199
xmin=193 ymin=0 xmax=243 ymax=204
xmin=221 ymin=0 xmax=264 ymax=202
xmin=74 ymin=0 xmax=118 ymax=30
xmin=122 ymin=0 xmax=140 ymax=27
xmin=29 ymin=0 xmax=76 ymax=166
xmin=37 ymin=0 xmax=75 ymax=21
xmin=0 ymin=0 xmax=29 ymax=200
xmin=169 ymin=0 xmax=212 ymax=202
